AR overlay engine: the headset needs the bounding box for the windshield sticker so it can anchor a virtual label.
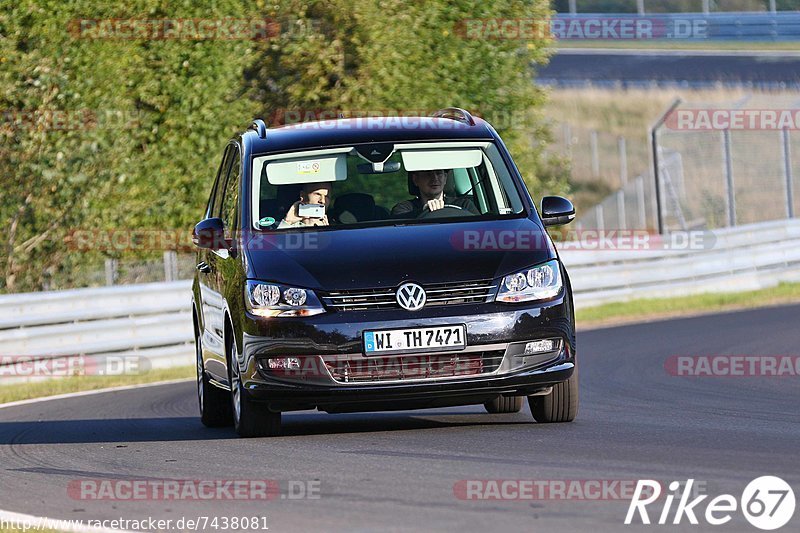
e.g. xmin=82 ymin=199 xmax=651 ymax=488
xmin=297 ymin=161 xmax=321 ymax=174
xmin=257 ymin=216 xmax=276 ymax=227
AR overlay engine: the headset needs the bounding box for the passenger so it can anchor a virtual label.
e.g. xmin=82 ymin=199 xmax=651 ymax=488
xmin=391 ymin=169 xmax=480 ymax=218
xmin=278 ymin=182 xmax=331 ymax=228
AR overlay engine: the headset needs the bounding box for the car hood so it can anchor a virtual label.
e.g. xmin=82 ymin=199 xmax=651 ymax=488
xmin=244 ymin=217 xmax=555 ymax=290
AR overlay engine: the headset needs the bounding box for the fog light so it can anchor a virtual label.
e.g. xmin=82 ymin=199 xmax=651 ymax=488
xmin=267 ymin=357 xmax=301 ymax=370
xmin=523 ymin=339 xmax=556 ymax=355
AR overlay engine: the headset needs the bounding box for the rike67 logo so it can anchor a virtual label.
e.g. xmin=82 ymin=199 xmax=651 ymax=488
xmin=626 ymin=477 xmax=795 ymax=530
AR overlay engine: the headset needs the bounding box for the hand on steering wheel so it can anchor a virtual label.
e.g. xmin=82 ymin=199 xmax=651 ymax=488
xmin=423 ymin=199 xmax=464 ymax=212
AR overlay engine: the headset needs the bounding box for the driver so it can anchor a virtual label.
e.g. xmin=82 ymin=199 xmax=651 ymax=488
xmin=391 ymin=169 xmax=479 ymax=218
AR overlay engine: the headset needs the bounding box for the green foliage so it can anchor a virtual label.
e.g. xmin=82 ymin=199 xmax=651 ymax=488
xmin=247 ymin=0 xmax=566 ymax=193
xmin=1 ymin=0 xmax=259 ymax=291
xmin=0 ymin=0 xmax=563 ymax=293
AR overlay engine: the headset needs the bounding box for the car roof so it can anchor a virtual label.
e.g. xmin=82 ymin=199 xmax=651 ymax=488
xmin=243 ymin=115 xmax=498 ymax=155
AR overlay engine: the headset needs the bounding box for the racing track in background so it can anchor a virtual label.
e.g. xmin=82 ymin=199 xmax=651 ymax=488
xmin=0 ymin=304 xmax=798 ymax=532
xmin=539 ymin=49 xmax=800 ymax=88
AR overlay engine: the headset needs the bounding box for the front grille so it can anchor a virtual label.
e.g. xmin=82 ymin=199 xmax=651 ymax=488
xmin=322 ymin=279 xmax=496 ymax=311
xmin=322 ymin=350 xmax=505 ymax=384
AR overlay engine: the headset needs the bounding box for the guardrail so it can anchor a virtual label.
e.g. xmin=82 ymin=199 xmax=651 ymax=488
xmin=0 ymin=281 xmax=194 ymax=381
xmin=552 ymin=13 xmax=800 ymax=41
xmin=1 ymin=219 xmax=798 ymax=377
xmin=562 ymin=219 xmax=800 ymax=307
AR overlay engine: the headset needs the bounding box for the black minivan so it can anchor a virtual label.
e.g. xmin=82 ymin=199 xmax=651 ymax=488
xmin=192 ymin=108 xmax=578 ymax=437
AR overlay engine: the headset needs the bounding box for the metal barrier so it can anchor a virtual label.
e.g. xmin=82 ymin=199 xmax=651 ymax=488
xmin=557 ymin=1 xmax=794 ymax=17
xmin=563 ymin=218 xmax=800 ymax=307
xmin=1 ymin=219 xmax=799 ymax=375
xmin=551 ymin=13 xmax=800 ymax=42
xmin=0 ymin=281 xmax=194 ymax=379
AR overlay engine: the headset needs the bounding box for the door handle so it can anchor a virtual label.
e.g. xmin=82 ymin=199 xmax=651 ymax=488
xmin=196 ymin=261 xmax=212 ymax=274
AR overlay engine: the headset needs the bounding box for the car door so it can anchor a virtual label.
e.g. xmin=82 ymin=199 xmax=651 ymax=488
xmin=198 ymin=145 xmax=235 ymax=380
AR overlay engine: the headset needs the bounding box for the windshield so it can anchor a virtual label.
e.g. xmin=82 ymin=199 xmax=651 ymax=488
xmin=250 ymin=141 xmax=527 ymax=231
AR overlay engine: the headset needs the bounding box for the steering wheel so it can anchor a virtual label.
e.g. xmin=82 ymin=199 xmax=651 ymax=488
xmin=417 ymin=204 xmax=472 ymax=219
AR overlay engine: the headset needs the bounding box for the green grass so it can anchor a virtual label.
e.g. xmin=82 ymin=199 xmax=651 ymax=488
xmin=0 ymin=366 xmax=194 ymax=405
xmin=577 ymin=281 xmax=800 ymax=327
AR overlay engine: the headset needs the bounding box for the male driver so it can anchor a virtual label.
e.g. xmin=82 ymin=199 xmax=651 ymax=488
xmin=279 ymin=182 xmax=331 ymax=228
xmin=391 ymin=169 xmax=479 ymax=218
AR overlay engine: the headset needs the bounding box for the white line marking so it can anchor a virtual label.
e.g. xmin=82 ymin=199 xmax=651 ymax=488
xmin=0 ymin=378 xmax=193 ymax=410
xmin=0 ymin=507 xmax=135 ymax=533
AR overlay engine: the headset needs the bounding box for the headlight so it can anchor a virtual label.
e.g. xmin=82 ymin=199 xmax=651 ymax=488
xmin=245 ymin=280 xmax=325 ymax=317
xmin=496 ymin=260 xmax=562 ymax=303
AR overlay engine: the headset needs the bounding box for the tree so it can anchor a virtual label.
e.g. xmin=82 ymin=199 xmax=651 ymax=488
xmin=1 ymin=0 xmax=565 ymax=293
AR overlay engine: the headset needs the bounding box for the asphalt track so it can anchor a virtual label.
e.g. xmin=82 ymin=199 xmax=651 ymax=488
xmin=539 ymin=49 xmax=800 ymax=88
xmin=1 ymin=304 xmax=799 ymax=532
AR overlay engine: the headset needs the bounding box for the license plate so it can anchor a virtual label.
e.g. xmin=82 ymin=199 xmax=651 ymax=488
xmin=363 ymin=325 xmax=466 ymax=355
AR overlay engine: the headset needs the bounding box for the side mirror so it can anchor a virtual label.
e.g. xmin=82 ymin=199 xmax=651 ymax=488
xmin=192 ymin=218 xmax=227 ymax=249
xmin=541 ymin=196 xmax=575 ymax=227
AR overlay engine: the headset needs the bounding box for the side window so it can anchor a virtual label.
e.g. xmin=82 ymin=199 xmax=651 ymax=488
xmin=221 ymin=147 xmax=241 ymax=235
xmin=211 ymin=146 xmax=234 ymax=218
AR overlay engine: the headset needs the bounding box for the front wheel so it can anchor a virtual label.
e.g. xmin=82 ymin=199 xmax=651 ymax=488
xmin=229 ymin=340 xmax=281 ymax=438
xmin=196 ymin=333 xmax=232 ymax=427
xmin=528 ymin=369 xmax=578 ymax=423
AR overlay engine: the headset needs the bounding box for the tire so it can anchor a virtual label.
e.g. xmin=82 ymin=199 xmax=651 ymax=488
xmin=196 ymin=333 xmax=233 ymax=427
xmin=229 ymin=340 xmax=281 ymax=438
xmin=484 ymin=396 xmax=523 ymax=414
xmin=528 ymin=370 xmax=578 ymax=423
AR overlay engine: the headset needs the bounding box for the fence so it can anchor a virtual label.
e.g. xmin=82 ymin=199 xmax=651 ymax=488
xmin=574 ymin=94 xmax=800 ymax=233
xmin=12 ymin=251 xmax=198 ymax=294
xmin=550 ymin=123 xmax=647 ymax=189
xmin=652 ymin=95 xmax=800 ymax=232
xmin=555 ymin=1 xmax=796 ymax=15
xmin=550 ymin=122 xmax=658 ymax=232
xmin=549 ymin=119 xmax=656 ymax=229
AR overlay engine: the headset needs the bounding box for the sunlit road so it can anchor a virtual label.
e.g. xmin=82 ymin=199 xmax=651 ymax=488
xmin=1 ymin=304 xmax=799 ymax=532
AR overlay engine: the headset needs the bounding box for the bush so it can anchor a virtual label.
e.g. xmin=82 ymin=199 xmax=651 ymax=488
xmin=0 ymin=0 xmax=561 ymax=293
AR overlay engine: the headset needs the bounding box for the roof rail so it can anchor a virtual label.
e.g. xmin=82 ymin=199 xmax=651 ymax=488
xmin=431 ymin=107 xmax=476 ymax=126
xmin=250 ymin=119 xmax=267 ymax=139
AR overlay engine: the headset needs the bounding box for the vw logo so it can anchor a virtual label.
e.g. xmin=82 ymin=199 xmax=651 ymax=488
xmin=396 ymin=282 xmax=426 ymax=311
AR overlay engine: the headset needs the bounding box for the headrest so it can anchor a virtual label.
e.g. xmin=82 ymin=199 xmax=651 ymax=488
xmin=332 ymin=193 xmax=376 ymax=224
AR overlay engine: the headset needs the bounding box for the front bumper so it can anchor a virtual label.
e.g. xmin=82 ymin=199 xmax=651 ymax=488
xmin=236 ymin=295 xmax=575 ymax=412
